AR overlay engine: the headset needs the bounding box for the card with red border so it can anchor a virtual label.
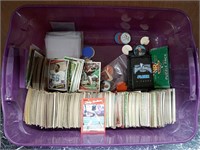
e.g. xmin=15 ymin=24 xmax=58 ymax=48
xmin=81 ymin=98 xmax=105 ymax=134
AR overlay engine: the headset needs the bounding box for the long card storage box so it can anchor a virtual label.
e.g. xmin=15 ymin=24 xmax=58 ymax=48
xmin=1 ymin=5 xmax=200 ymax=146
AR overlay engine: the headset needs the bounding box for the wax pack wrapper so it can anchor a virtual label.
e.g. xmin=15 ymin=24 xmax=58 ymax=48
xmin=149 ymin=46 xmax=170 ymax=88
xmin=101 ymin=54 xmax=128 ymax=92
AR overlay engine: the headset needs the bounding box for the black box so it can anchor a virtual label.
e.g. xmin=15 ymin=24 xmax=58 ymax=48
xmin=128 ymin=53 xmax=153 ymax=91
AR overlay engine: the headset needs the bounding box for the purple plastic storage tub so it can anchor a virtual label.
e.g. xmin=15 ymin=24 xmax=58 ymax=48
xmin=1 ymin=5 xmax=200 ymax=147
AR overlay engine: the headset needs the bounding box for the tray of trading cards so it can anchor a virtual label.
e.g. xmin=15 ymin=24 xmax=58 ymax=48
xmin=1 ymin=5 xmax=199 ymax=147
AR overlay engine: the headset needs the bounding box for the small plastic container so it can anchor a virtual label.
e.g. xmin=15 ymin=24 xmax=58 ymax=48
xmin=1 ymin=5 xmax=199 ymax=147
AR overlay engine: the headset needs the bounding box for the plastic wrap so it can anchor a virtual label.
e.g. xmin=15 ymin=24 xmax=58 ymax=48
xmin=101 ymin=54 xmax=127 ymax=92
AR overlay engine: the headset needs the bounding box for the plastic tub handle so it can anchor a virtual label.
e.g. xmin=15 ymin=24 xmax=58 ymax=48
xmin=188 ymin=48 xmax=200 ymax=111
xmin=194 ymin=48 xmax=200 ymax=111
xmin=4 ymin=46 xmax=20 ymax=101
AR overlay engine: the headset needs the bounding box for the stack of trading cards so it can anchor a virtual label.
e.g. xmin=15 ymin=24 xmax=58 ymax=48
xmin=64 ymin=56 xmax=85 ymax=92
xmin=24 ymin=88 xmax=176 ymax=129
xmin=26 ymin=44 xmax=46 ymax=90
xmin=48 ymin=57 xmax=85 ymax=92
xmin=26 ymin=44 xmax=85 ymax=92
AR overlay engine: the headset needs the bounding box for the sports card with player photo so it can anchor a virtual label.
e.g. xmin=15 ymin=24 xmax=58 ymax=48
xmin=48 ymin=59 xmax=69 ymax=91
xmin=79 ymin=62 xmax=101 ymax=92
xmin=81 ymin=98 xmax=105 ymax=134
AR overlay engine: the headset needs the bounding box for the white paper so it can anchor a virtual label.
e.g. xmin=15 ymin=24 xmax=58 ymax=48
xmin=45 ymin=31 xmax=82 ymax=59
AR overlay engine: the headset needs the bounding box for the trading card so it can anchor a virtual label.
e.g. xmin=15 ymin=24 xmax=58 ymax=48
xmin=79 ymin=62 xmax=101 ymax=92
xmin=48 ymin=59 xmax=69 ymax=91
xmin=81 ymin=98 xmax=105 ymax=134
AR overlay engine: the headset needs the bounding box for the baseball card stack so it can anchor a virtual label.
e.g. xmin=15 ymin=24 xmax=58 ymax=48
xmin=24 ymin=88 xmax=176 ymax=129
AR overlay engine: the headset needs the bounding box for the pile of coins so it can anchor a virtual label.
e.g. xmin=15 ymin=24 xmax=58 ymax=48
xmin=114 ymin=32 xmax=150 ymax=57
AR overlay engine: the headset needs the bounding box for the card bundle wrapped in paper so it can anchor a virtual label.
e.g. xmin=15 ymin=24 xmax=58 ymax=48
xmin=24 ymin=88 xmax=176 ymax=129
